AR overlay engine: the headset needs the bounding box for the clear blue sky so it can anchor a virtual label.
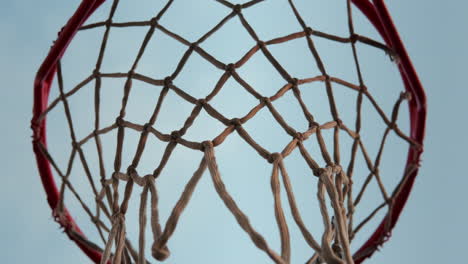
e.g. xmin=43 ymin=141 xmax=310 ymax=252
xmin=1 ymin=0 xmax=467 ymax=263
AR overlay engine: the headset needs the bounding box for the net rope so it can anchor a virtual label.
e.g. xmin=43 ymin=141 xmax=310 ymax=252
xmin=37 ymin=0 xmax=420 ymax=263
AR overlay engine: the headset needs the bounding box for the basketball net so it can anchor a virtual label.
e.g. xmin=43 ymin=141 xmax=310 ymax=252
xmin=32 ymin=0 xmax=426 ymax=263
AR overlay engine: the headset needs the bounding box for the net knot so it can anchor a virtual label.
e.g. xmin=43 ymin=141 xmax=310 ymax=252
xmin=257 ymin=40 xmax=266 ymax=48
xmin=111 ymin=211 xmax=125 ymax=224
xmin=331 ymin=164 xmax=342 ymax=174
xmin=190 ymin=42 xmax=199 ymax=50
xmin=116 ymin=116 xmax=125 ymax=127
xmin=201 ymin=140 xmax=214 ymax=151
xmin=31 ymin=128 xmax=41 ymax=143
xmin=229 ymin=118 xmax=242 ymax=127
xmin=294 ymin=132 xmax=304 ymax=141
xmin=233 ymin=4 xmax=242 ymax=14
xmin=350 ymin=33 xmax=359 ymax=43
xmin=164 ymin=76 xmax=173 ymax=87
xmin=335 ymin=118 xmax=343 ymax=128
xmin=400 ymin=91 xmax=412 ymax=101
xmin=144 ymin=174 xmax=154 ymax=185
xmin=360 ymin=85 xmax=368 ymax=93
xmin=150 ymin=17 xmax=159 ymax=27
xmin=152 ymin=241 xmax=170 ymax=261
xmin=100 ymin=177 xmax=108 ymax=186
xmin=143 ymin=123 xmax=152 ymax=132
xmin=332 ymin=243 xmax=344 ymax=259
xmin=127 ymin=165 xmax=137 ymax=176
xmin=268 ymin=152 xmax=282 ymax=164
xmin=309 ymin=121 xmax=320 ymax=129
xmin=385 ymin=197 xmax=394 ymax=208
xmin=91 ymin=215 xmax=100 ymax=225
xmin=388 ymin=122 xmax=397 ymax=130
xmin=71 ymin=141 xmax=80 ymax=150
xmin=372 ymin=167 xmax=380 ymax=176
xmin=53 ymin=207 xmax=71 ymax=229
xmin=59 ymin=92 xmax=67 ymax=102
xmin=196 ymin=98 xmax=207 ymax=107
xmin=30 ymin=118 xmax=41 ymax=133
xmin=105 ymin=19 xmax=113 ymax=27
xmin=92 ymin=69 xmax=100 ymax=77
xmin=291 ymin=84 xmax=301 ymax=97
xmin=305 ymin=27 xmax=314 ymax=35
xmin=318 ymin=167 xmax=333 ymax=178
xmin=334 ymin=167 xmax=351 ymax=185
xmin=289 ymin=77 xmax=299 ymax=86
xmin=224 ymin=63 xmax=235 ymax=73
xmin=111 ymin=172 xmax=120 ymax=184
xmin=170 ymin=131 xmax=180 ymax=142
xmin=260 ymin=96 xmax=270 ymax=105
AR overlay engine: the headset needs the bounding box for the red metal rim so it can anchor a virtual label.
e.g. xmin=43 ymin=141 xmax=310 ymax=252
xmin=31 ymin=0 xmax=426 ymax=263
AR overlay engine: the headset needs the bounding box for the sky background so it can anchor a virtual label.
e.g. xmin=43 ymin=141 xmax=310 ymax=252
xmin=1 ymin=0 xmax=467 ymax=263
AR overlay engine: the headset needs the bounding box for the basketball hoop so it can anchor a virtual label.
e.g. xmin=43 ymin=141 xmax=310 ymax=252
xmin=32 ymin=0 xmax=426 ymax=263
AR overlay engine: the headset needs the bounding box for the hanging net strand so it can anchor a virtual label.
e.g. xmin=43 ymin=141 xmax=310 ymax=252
xmin=32 ymin=0 xmax=427 ymax=263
